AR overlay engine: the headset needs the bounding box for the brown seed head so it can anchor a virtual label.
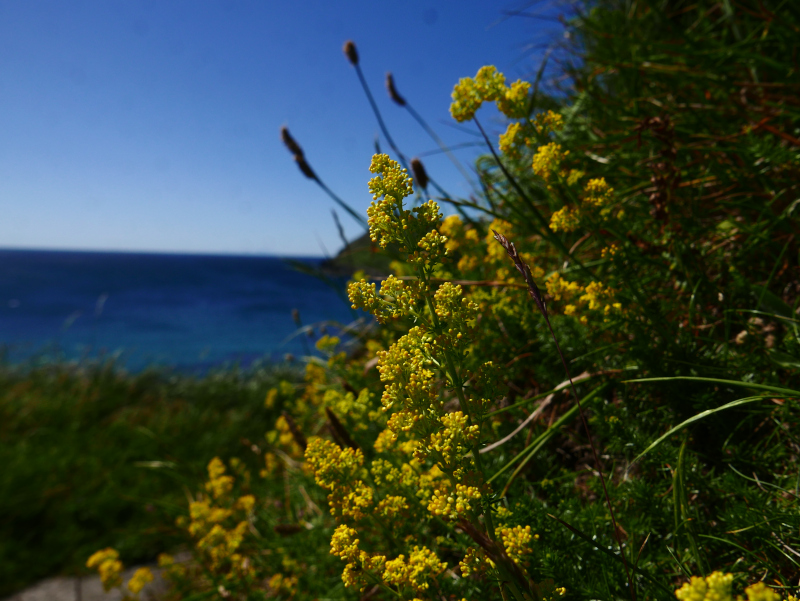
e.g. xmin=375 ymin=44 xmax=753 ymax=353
xmin=325 ymin=407 xmax=359 ymax=450
xmin=410 ymin=157 xmax=429 ymax=191
xmin=280 ymin=126 xmax=304 ymax=158
xmin=343 ymin=40 xmax=359 ymax=66
xmin=294 ymin=155 xmax=317 ymax=181
xmin=385 ymin=72 xmax=406 ymax=106
xmin=280 ymin=411 xmax=307 ymax=451
xmin=492 ymin=230 xmax=547 ymax=318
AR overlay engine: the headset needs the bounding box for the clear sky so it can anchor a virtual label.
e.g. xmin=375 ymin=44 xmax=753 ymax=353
xmin=0 ymin=1 xmax=565 ymax=257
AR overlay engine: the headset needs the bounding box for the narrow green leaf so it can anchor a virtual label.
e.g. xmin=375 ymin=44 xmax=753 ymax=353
xmin=628 ymin=396 xmax=766 ymax=469
xmin=768 ymin=350 xmax=800 ymax=370
xmin=624 ymin=376 xmax=800 ymax=397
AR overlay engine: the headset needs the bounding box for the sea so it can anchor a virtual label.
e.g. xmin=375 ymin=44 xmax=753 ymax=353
xmin=0 ymin=249 xmax=359 ymax=372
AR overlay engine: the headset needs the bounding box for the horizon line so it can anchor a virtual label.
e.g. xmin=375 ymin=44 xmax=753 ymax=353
xmin=0 ymin=245 xmax=330 ymax=260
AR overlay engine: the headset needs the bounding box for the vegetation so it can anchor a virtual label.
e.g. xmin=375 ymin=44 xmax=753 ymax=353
xmin=0 ymin=360 xmax=302 ymax=597
xmin=5 ymin=0 xmax=799 ymax=599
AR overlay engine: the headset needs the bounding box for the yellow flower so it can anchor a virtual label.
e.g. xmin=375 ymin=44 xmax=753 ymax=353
xmin=499 ymin=122 xmax=526 ymax=160
xmin=499 ymin=525 xmax=535 ymax=565
xmin=264 ymin=387 xmax=277 ymax=408
xmin=376 ymin=495 xmax=409 ymax=518
xmin=127 ymin=567 xmax=154 ymax=595
xmin=305 ymin=437 xmax=364 ymax=490
xmin=427 ymin=481 xmax=482 ymax=519
xmin=549 ymin=206 xmax=581 ymax=232
xmin=450 ymin=65 xmax=529 ymax=121
xmin=532 ymin=143 xmax=569 ymax=181
xmin=268 ymin=573 xmax=299 ymax=596
xmin=496 ymin=79 xmax=531 ymax=119
xmin=583 ymin=177 xmax=614 ymax=207
xmin=234 ymin=494 xmax=255 ymax=513
xmin=676 ymin=572 xmax=734 ymax=601
xmin=566 ymin=168 xmax=585 ymax=186
xmin=383 ymin=546 xmax=446 ymax=593
xmin=204 ymin=457 xmax=234 ymax=499
xmin=86 ymin=548 xmax=123 ymax=592
xmin=428 ymin=411 xmax=479 ymax=468
xmin=534 ymin=110 xmax=565 ymax=135
xmin=742 ymin=582 xmax=781 ymax=601
xmin=545 ymin=272 xmax=583 ymax=302
xmin=459 ymin=547 xmax=494 ymax=576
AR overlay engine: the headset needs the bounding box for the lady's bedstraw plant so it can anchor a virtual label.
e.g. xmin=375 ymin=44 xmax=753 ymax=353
xmin=308 ymin=153 xmax=561 ymax=601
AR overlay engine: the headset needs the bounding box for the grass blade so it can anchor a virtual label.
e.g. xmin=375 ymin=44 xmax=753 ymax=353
xmin=624 ymin=376 xmax=800 ymax=397
xmin=628 ymin=396 xmax=766 ymax=470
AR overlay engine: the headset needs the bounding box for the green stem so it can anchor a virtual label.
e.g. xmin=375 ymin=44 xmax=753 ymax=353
xmin=418 ymin=265 xmax=530 ymax=601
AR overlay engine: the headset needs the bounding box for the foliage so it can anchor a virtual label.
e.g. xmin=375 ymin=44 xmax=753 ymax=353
xmin=83 ymin=0 xmax=800 ymax=599
xmin=0 ymin=360 xmax=301 ymax=597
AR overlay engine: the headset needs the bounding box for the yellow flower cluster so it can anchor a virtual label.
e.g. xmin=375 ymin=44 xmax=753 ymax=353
xmin=205 ymin=457 xmax=234 ymax=499
xmin=86 ymin=548 xmax=123 ymax=592
xmin=427 ymin=411 xmax=479 ymax=468
xmin=439 ymin=214 xmax=466 ymax=252
xmin=305 ymin=437 xmax=377 ymax=519
xmin=86 ymin=548 xmax=155 ymax=599
xmin=271 ymin=415 xmax=303 ymax=457
xmin=545 ymin=272 xmax=583 ymax=301
xmin=549 ymin=174 xmax=616 ymax=232
xmin=195 ymin=521 xmax=249 ymax=572
xmin=324 ymin=387 xmax=371 ymax=431
xmin=376 ymin=494 xmax=409 ymax=518
xmin=498 ymin=525 xmax=535 ymax=565
xmin=377 ymin=325 xmax=440 ymax=420
xmin=534 ymin=110 xmax=565 ymax=135
xmin=499 ymin=122 xmax=526 ymax=160
xmin=127 ymin=568 xmax=154 ymax=595
xmin=383 ymin=545 xmax=447 ymax=593
xmin=366 ymin=155 xmax=446 ymax=265
xmin=329 ymin=524 xmax=386 ymax=590
xmin=177 ymin=458 xmax=258 ymax=579
xmin=433 ymin=282 xmax=479 ymax=349
xmin=675 ymin=572 xmax=786 ymax=601
xmin=532 ymin=143 xmax=569 ymax=182
xmin=545 ymin=273 xmax=622 ymax=323
xmin=305 ymin=437 xmax=364 ymax=489
xmin=549 ymin=206 xmax=582 ymax=232
xmin=450 ymin=65 xmax=531 ymax=122
xmin=583 ymin=177 xmax=614 ymax=207
xmin=601 ymin=243 xmax=621 ymax=259
xmin=428 ymin=480 xmax=482 ymax=519
xmin=268 ymin=573 xmax=299 ymax=596
xmin=581 ymin=281 xmax=622 ymax=316
xmin=459 ymin=547 xmax=494 ymax=577
xmin=349 ymin=275 xmax=422 ymax=324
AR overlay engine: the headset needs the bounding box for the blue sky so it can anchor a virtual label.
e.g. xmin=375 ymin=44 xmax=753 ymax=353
xmin=0 ymin=1 xmax=565 ymax=257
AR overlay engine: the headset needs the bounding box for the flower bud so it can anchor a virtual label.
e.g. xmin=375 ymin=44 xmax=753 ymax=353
xmin=343 ymin=40 xmax=358 ymax=66
xmin=385 ymin=72 xmax=406 ymax=106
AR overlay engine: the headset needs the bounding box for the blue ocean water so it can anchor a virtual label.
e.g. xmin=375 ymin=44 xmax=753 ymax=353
xmin=0 ymin=249 xmax=357 ymax=371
